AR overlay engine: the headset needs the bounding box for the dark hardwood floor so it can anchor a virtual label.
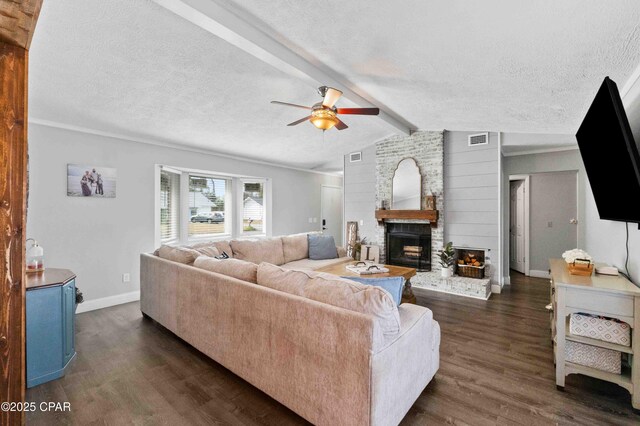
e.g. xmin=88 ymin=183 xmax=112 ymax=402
xmin=27 ymin=273 xmax=640 ymax=425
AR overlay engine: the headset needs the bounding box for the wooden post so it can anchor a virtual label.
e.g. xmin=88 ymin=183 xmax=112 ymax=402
xmin=0 ymin=40 xmax=28 ymax=426
xmin=0 ymin=1 xmax=43 ymax=424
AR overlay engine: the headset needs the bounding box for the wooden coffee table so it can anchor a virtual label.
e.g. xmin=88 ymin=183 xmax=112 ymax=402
xmin=316 ymin=260 xmax=417 ymax=304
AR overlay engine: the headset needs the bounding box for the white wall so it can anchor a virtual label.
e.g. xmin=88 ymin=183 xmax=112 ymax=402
xmin=503 ymin=149 xmax=639 ymax=285
xmin=26 ymin=124 xmax=342 ymax=306
xmin=584 ymin=183 xmax=640 ymax=284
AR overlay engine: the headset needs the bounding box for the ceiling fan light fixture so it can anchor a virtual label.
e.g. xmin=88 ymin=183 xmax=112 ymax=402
xmin=310 ymin=109 xmax=338 ymax=130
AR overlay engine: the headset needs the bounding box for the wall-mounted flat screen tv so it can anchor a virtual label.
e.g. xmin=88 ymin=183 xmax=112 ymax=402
xmin=576 ymin=77 xmax=640 ymax=223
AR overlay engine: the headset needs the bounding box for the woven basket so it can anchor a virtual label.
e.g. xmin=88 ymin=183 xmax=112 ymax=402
xmin=457 ymin=264 xmax=485 ymax=279
xmin=565 ymin=341 xmax=621 ymax=374
xmin=570 ymin=313 xmax=631 ymax=346
xmin=567 ymin=259 xmax=594 ymax=276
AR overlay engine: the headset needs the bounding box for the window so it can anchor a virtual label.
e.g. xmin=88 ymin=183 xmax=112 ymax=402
xmin=160 ymin=169 xmax=180 ymax=243
xmin=242 ymin=180 xmax=265 ymax=235
xmin=188 ymin=175 xmax=230 ymax=238
xmin=157 ymin=166 xmax=269 ymax=244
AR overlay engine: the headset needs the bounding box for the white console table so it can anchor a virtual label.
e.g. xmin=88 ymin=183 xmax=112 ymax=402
xmin=549 ymin=259 xmax=640 ymax=410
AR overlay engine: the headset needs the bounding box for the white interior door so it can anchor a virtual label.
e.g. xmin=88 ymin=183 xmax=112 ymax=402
xmin=510 ymin=180 xmax=526 ymax=273
xmin=510 ymin=182 xmax=518 ymax=267
xmin=321 ymin=185 xmax=343 ymax=247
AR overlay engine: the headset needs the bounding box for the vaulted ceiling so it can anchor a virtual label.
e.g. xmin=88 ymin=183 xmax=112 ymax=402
xmin=29 ymin=0 xmax=640 ymax=171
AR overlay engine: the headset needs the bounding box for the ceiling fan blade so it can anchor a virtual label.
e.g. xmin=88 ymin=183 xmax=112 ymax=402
xmin=322 ymin=87 xmax=343 ymax=108
xmin=271 ymin=101 xmax=312 ymax=110
xmin=335 ymin=118 xmax=349 ymax=130
xmin=287 ymin=116 xmax=312 ymax=126
xmin=336 ymin=107 xmax=380 ymax=115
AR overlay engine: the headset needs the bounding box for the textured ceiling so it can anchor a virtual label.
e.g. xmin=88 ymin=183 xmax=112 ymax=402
xmin=225 ymin=0 xmax=640 ymax=133
xmin=29 ymin=0 xmax=640 ymax=171
xmin=28 ymin=0 xmax=390 ymax=171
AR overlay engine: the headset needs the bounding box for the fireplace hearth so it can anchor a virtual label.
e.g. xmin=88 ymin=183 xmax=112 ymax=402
xmin=385 ymin=223 xmax=431 ymax=271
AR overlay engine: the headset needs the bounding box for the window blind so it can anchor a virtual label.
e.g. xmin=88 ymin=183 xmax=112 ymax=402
xmin=160 ymin=170 xmax=180 ymax=243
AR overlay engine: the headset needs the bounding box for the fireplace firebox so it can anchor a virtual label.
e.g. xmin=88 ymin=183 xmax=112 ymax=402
xmin=385 ymin=223 xmax=431 ymax=271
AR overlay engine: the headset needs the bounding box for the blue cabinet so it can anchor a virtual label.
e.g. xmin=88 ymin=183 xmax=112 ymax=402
xmin=26 ymin=269 xmax=76 ymax=388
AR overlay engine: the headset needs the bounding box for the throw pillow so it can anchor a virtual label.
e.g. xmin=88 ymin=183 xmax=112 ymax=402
xmin=308 ymin=234 xmax=338 ymax=260
xmin=281 ymin=233 xmax=309 ymax=263
xmin=193 ymin=257 xmax=258 ymax=283
xmin=341 ymin=276 xmax=404 ymax=306
xmin=157 ymin=245 xmax=201 ymax=265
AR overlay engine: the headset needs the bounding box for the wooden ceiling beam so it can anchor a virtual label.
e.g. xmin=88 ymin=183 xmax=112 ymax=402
xmin=0 ymin=0 xmax=43 ymax=50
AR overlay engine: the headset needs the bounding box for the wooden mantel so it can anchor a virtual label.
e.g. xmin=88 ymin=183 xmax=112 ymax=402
xmin=375 ymin=209 xmax=439 ymax=227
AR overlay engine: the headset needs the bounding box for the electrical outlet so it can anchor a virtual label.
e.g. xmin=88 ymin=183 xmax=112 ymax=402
xmin=308 ymin=217 xmax=313 ymax=223
xmin=547 ymin=221 xmax=553 ymax=228
xmin=122 ymin=273 xmax=131 ymax=283
xmin=359 ymin=219 xmax=364 ymax=226
xmin=313 ymin=217 xmax=318 ymax=223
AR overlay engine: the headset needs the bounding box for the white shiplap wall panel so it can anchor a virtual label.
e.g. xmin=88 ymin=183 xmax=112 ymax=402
xmin=447 ymin=186 xmax=499 ymax=200
xmin=447 ymin=174 xmax=498 ymax=188
xmin=445 ymin=148 xmax=499 ymax=165
xmin=447 ymin=199 xmax=499 ymax=212
xmin=445 ymin=131 xmax=500 ymax=283
xmin=447 ymin=160 xmax=499 ymax=177
xmin=447 ymin=211 xmax=498 ymax=225
xmin=343 ymin=145 xmax=377 ymax=242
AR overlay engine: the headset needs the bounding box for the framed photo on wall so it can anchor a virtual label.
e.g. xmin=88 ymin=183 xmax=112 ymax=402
xmin=67 ymin=164 xmax=117 ymax=198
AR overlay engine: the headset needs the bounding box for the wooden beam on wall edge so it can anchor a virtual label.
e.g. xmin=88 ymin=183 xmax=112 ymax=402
xmin=0 ymin=40 xmax=28 ymax=426
xmin=0 ymin=0 xmax=43 ymax=49
xmin=0 ymin=1 xmax=42 ymax=424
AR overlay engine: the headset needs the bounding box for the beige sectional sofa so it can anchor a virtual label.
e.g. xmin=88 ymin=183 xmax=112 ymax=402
xmin=141 ymin=234 xmax=440 ymax=426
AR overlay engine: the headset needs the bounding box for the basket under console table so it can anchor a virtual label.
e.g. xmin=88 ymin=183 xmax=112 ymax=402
xmin=549 ymin=258 xmax=640 ymax=410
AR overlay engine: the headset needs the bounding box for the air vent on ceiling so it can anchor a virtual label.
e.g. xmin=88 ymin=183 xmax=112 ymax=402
xmin=349 ymin=152 xmax=362 ymax=162
xmin=468 ymin=133 xmax=489 ymax=147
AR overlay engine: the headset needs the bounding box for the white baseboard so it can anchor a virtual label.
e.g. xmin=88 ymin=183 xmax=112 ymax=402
xmin=529 ymin=269 xmax=551 ymax=279
xmin=491 ymin=284 xmax=501 ymax=294
xmin=76 ymin=291 xmax=140 ymax=314
xmin=503 ymin=276 xmax=511 ymax=285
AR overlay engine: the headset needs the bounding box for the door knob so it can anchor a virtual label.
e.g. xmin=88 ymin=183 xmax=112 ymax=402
xmin=569 ymin=218 xmax=578 ymax=224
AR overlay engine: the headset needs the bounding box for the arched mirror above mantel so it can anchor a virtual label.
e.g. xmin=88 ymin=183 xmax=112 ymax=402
xmin=392 ymin=158 xmax=421 ymax=210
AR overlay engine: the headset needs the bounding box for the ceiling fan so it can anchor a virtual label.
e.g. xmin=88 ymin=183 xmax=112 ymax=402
xmin=271 ymin=86 xmax=379 ymax=131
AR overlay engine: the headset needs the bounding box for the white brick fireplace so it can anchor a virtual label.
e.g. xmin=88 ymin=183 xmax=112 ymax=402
xmin=375 ymin=131 xmax=444 ymax=268
xmin=373 ymin=130 xmax=492 ymax=299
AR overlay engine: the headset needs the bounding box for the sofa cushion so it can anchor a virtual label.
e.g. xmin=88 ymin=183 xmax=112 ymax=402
xmin=257 ymin=263 xmax=400 ymax=339
xmin=187 ymin=244 xmax=220 ymax=258
xmin=192 ymin=240 xmax=232 ymax=258
xmin=308 ymin=234 xmax=338 ymax=260
xmin=342 ymin=276 xmax=404 ymax=306
xmin=281 ymin=233 xmax=309 ymax=263
xmin=157 ymin=245 xmax=201 ymax=265
xmin=193 ymin=256 xmax=258 ymax=283
xmin=231 ymin=238 xmax=285 ymax=265
xmin=281 ymin=257 xmax=351 ymax=271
